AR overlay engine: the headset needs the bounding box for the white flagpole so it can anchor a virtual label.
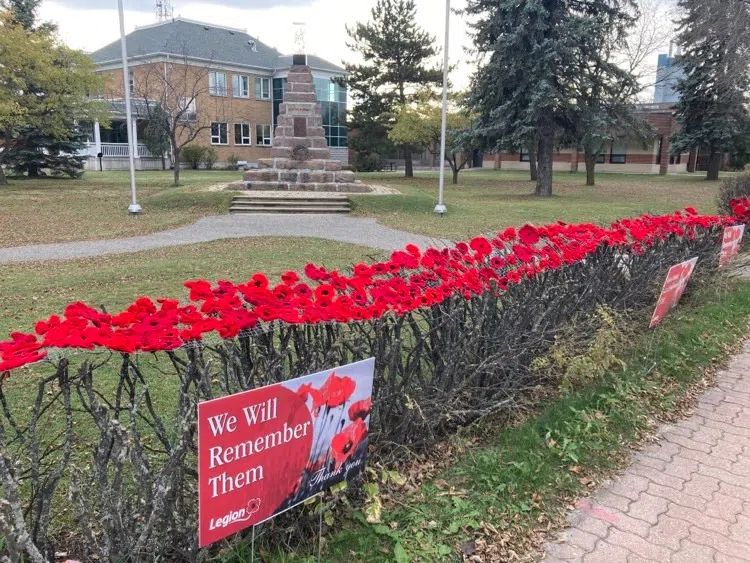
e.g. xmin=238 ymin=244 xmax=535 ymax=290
xmin=434 ymin=0 xmax=450 ymax=216
xmin=118 ymin=0 xmax=142 ymax=214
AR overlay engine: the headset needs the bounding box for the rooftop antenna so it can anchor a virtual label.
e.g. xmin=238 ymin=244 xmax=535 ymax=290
xmin=155 ymin=0 xmax=174 ymax=22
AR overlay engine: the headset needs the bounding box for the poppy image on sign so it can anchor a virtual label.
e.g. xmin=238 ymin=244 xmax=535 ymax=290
xmin=198 ymin=358 xmax=374 ymax=547
xmin=720 ymin=225 xmax=745 ymax=268
xmin=650 ymin=257 xmax=698 ymax=328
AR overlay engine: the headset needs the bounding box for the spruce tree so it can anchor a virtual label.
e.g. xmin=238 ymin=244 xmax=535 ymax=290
xmin=1 ymin=0 xmax=88 ymax=178
xmin=345 ymin=0 xmax=442 ymax=177
xmin=671 ymin=0 xmax=750 ymax=181
xmin=465 ymin=0 xmax=638 ymax=196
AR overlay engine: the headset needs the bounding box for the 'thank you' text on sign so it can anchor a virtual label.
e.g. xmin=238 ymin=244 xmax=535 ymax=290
xmin=198 ymin=358 xmax=375 ymax=547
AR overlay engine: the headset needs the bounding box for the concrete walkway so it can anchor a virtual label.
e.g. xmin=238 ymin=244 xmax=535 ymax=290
xmin=0 ymin=214 xmax=445 ymax=264
xmin=541 ymin=342 xmax=750 ymax=562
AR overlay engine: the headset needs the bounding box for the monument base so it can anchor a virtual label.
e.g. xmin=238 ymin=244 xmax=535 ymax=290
xmin=240 ymin=64 xmax=371 ymax=194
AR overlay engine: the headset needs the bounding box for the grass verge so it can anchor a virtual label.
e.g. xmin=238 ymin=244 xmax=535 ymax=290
xmin=323 ymin=277 xmax=750 ymax=563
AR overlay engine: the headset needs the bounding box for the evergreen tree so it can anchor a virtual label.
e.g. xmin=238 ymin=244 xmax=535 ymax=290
xmin=344 ymin=0 xmax=442 ymax=177
xmin=671 ymin=0 xmax=750 ymax=181
xmin=2 ymin=0 xmax=88 ymax=178
xmin=0 ymin=11 xmax=105 ymax=185
xmin=465 ymin=0 xmax=638 ymax=196
xmin=142 ymin=105 xmax=172 ymax=170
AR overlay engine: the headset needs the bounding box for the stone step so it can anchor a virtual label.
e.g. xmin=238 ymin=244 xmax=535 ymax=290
xmin=230 ymin=205 xmax=350 ymax=215
xmin=230 ymin=201 xmax=350 ymax=209
xmin=231 ymin=196 xmax=349 ymax=204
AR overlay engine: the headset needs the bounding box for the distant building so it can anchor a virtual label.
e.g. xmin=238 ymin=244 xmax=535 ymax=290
xmin=82 ymin=18 xmax=347 ymax=170
xmin=653 ymin=47 xmax=685 ymax=105
xmin=482 ymin=103 xmax=697 ymax=175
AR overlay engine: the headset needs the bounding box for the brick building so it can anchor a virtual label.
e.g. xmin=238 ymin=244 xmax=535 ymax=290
xmin=482 ymin=103 xmax=695 ymax=175
xmin=83 ymin=18 xmax=348 ymax=170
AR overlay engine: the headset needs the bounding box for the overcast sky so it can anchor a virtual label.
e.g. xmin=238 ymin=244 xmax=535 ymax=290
xmin=39 ymin=0 xmax=477 ymax=88
xmin=39 ymin=0 xmax=675 ymax=99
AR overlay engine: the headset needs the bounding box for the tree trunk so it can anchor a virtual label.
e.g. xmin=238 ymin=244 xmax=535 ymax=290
xmin=535 ymin=131 xmax=553 ymax=197
xmin=161 ymin=154 xmax=166 ymax=171
xmin=0 ymin=165 xmax=6 ymax=185
xmin=173 ymin=156 xmax=181 ymax=186
xmin=404 ymin=147 xmax=414 ymax=178
xmin=452 ymin=168 xmax=459 ymax=185
xmin=706 ymin=152 xmax=721 ymax=181
xmin=28 ymin=165 xmax=40 ymax=177
xmin=584 ymin=151 xmax=597 ymax=186
xmin=528 ymin=144 xmax=538 ymax=181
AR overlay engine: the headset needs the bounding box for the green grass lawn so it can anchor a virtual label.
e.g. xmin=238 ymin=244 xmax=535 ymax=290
xmin=0 ymin=237 xmax=381 ymax=337
xmin=0 ymin=170 xmax=238 ymax=247
xmin=0 ymin=168 xmax=724 ymax=248
xmin=355 ymin=170 xmax=723 ymax=239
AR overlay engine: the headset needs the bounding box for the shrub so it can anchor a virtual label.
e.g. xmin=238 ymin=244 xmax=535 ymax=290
xmin=718 ymin=172 xmax=750 ymax=216
xmin=0 ymin=207 xmax=744 ymax=560
xmin=181 ymin=145 xmax=207 ymax=169
xmin=202 ymin=147 xmax=218 ymax=170
xmin=227 ymin=154 xmax=240 ymax=171
xmin=354 ymin=152 xmax=384 ymax=172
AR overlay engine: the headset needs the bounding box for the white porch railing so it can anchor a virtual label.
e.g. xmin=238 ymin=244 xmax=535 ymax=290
xmin=83 ymin=143 xmax=154 ymax=158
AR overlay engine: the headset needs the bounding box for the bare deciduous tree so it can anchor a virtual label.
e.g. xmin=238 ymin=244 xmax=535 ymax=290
xmin=131 ymin=48 xmax=230 ymax=185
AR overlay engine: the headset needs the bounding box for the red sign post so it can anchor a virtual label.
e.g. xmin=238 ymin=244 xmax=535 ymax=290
xmin=720 ymin=225 xmax=745 ymax=268
xmin=650 ymin=257 xmax=698 ymax=328
xmin=198 ymin=358 xmax=375 ymax=547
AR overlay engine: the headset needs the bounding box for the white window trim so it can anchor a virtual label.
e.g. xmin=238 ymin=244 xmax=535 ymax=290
xmin=256 ymin=77 xmax=271 ymax=100
xmin=233 ymin=74 xmax=250 ymax=99
xmin=256 ymin=124 xmax=272 ymax=146
xmin=211 ymin=122 xmax=229 ymax=145
xmin=234 ymin=123 xmax=251 ymax=146
xmin=209 ymin=71 xmax=228 ymax=97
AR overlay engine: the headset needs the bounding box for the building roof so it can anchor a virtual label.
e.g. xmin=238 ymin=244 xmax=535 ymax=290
xmin=89 ymin=18 xmax=345 ymax=74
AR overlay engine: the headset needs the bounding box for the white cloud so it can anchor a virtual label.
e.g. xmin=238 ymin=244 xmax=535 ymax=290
xmin=39 ymin=0 xmax=475 ymax=89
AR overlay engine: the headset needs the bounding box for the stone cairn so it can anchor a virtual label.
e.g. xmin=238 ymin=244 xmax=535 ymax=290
xmin=242 ymin=63 xmax=370 ymax=193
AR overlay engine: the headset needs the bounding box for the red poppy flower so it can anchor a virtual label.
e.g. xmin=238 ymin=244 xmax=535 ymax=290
xmin=330 ymin=418 xmax=368 ymax=469
xmin=319 ymin=372 xmax=356 ymax=408
xmin=469 ymin=237 xmax=492 ymax=257
xmin=348 ymin=398 xmax=372 ymax=421
xmin=519 ymin=224 xmax=540 ymax=245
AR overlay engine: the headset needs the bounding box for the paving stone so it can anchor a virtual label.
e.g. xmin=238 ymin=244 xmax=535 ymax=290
xmin=690 ymin=527 xmax=750 ymax=559
xmin=607 ymin=473 xmax=652 ymax=501
xmin=606 ymin=528 xmax=672 ymax=561
xmin=647 ymin=482 xmax=706 ymax=511
xmin=543 ymin=542 xmax=589 ymax=561
xmin=706 ymin=493 xmax=745 ymax=524
xmin=683 ymin=474 xmax=721 ymax=501
xmin=626 ymin=492 xmax=669 ymax=525
xmin=646 ymin=514 xmax=691 ymax=551
xmin=679 ymin=448 xmax=736 ymax=472
xmin=582 ymin=541 xmax=631 ymax=562
xmin=541 ymin=346 xmax=750 ymax=563
xmin=671 ymin=540 xmax=717 ymax=563
xmin=562 ymin=528 xmax=601 ymax=552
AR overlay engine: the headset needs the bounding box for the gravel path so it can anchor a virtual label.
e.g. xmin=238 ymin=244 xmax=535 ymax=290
xmin=541 ymin=341 xmax=750 ymax=562
xmin=0 ymin=215 xmax=445 ymax=264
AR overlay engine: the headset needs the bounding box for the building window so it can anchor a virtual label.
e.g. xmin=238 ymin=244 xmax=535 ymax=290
xmin=177 ymin=97 xmax=197 ymax=121
xmin=669 ymin=153 xmax=682 ymax=165
xmin=209 ymin=71 xmax=227 ymax=97
xmin=656 ymin=137 xmax=664 ymax=165
xmin=211 ymin=122 xmax=228 ymax=145
xmin=128 ymin=69 xmax=135 ymax=95
xmin=610 ymin=139 xmax=627 ymax=164
xmin=520 ymin=147 xmax=530 ymax=162
xmin=234 ymin=123 xmax=251 ymax=145
xmin=232 ymin=75 xmax=249 ymax=98
xmin=256 ymin=77 xmax=271 ymax=100
xmin=256 ymin=124 xmax=272 ymax=146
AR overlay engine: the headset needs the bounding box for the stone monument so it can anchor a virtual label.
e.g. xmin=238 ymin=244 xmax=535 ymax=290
xmin=241 ymin=54 xmax=370 ymax=193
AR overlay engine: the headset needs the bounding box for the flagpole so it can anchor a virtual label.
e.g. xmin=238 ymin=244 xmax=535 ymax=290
xmin=434 ymin=0 xmax=450 ymax=216
xmin=118 ymin=0 xmax=142 ymax=214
